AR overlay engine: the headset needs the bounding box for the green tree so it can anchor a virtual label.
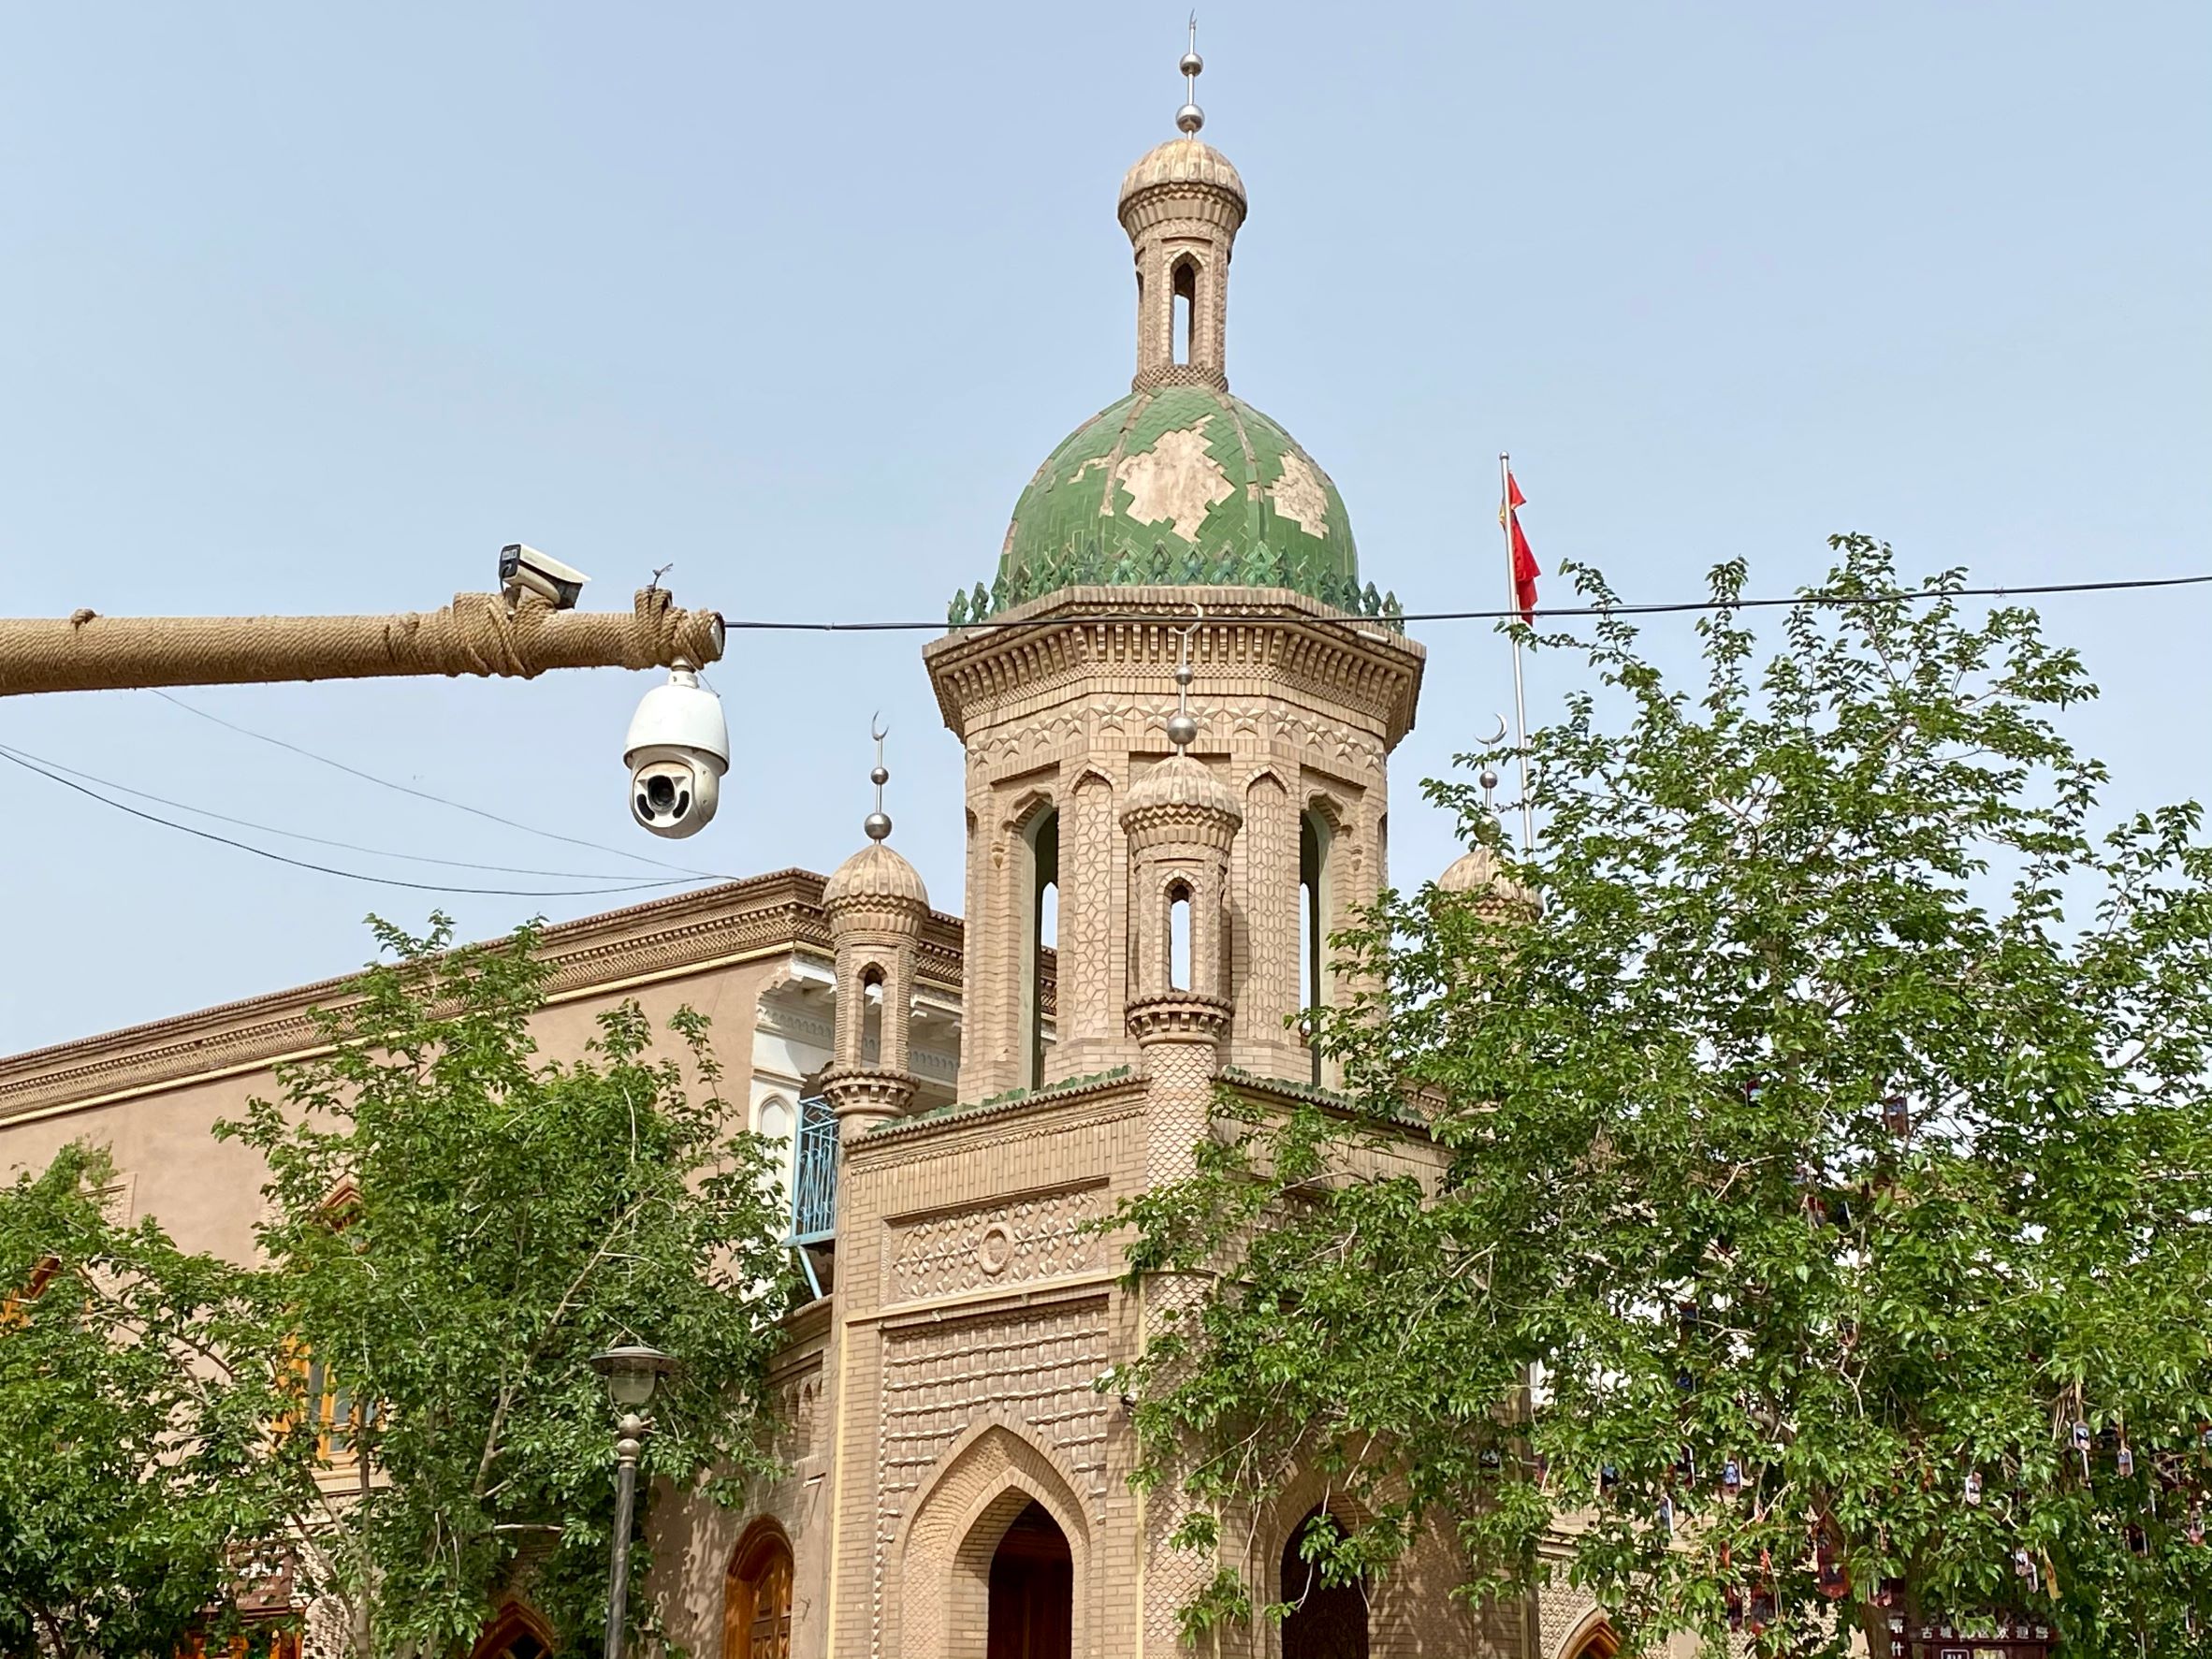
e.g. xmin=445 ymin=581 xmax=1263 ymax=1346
xmin=1118 ymin=539 xmax=2212 ymax=1655
xmin=0 ymin=1142 xmax=291 ymax=1659
xmin=216 ymin=917 xmax=793 ymax=1658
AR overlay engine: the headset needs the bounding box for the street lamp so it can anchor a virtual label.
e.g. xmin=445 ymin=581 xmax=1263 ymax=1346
xmin=589 ymin=1345 xmax=677 ymax=1659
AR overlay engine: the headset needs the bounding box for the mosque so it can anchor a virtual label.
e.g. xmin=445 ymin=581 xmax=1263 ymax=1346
xmin=0 ymin=50 xmax=1629 ymax=1659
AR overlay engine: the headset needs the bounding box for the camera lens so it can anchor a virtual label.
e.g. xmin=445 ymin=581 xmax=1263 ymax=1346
xmin=646 ymin=774 xmax=677 ymax=811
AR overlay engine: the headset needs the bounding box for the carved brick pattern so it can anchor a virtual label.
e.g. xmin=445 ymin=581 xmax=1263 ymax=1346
xmin=875 ymin=1301 xmax=1111 ymax=1655
xmin=1062 ymin=772 xmax=1114 ymax=1044
xmin=884 ymin=1184 xmax=1108 ymax=1303
xmin=1240 ymin=771 xmax=1297 ymax=1045
xmin=1140 ymin=1037 xmax=1225 ymax=1653
xmin=1538 ymin=1587 xmax=1606 ymax=1658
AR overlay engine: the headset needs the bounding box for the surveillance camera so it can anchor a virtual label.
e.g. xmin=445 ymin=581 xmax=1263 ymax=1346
xmin=623 ymin=666 xmax=728 ymax=838
xmin=499 ymin=543 xmax=589 ymax=610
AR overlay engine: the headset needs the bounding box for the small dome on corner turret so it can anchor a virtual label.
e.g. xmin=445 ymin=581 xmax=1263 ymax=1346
xmin=1117 ymin=137 xmax=1247 ymax=217
xmin=823 ymin=841 xmax=929 ymax=911
xmin=1437 ymin=846 xmax=1537 ymax=915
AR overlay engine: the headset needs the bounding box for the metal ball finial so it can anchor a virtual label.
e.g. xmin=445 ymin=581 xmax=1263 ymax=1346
xmin=1175 ymin=14 xmax=1205 ymax=135
xmin=1166 ymin=711 xmax=1200 ymax=749
xmin=864 ymin=714 xmax=893 ymax=842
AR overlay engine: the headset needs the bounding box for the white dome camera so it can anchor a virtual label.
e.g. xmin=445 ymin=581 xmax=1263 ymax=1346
xmin=623 ymin=665 xmax=728 ymax=838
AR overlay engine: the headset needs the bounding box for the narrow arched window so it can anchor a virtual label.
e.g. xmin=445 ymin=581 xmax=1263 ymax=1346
xmin=1025 ymin=808 xmax=1059 ymax=1088
xmin=1300 ymin=812 xmax=1332 ymax=1084
xmin=860 ymin=966 xmax=884 ymax=1064
xmin=1168 ymin=881 xmax=1193 ymax=991
xmin=1171 ymin=258 xmax=1197 ymax=365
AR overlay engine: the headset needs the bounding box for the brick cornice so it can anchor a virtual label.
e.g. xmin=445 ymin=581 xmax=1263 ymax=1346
xmin=921 ymin=587 xmax=1426 ymax=749
xmin=0 ymin=869 xmax=983 ymax=1125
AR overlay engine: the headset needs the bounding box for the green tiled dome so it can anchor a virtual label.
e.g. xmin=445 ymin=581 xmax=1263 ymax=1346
xmin=949 ymin=386 xmax=1394 ymax=624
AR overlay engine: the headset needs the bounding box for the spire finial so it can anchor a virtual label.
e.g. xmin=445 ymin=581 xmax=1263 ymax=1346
xmin=1176 ymin=14 xmax=1204 ymax=135
xmin=865 ymin=713 xmax=893 ymax=841
xmin=1167 ymin=605 xmax=1202 ymax=750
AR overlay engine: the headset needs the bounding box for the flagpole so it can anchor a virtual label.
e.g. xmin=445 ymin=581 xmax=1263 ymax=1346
xmin=1500 ymin=451 xmax=1534 ymax=856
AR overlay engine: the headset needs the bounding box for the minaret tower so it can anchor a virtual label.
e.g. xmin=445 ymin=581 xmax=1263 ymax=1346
xmin=819 ymin=725 xmax=930 ymax=1143
xmin=924 ymin=34 xmax=1425 ymax=1102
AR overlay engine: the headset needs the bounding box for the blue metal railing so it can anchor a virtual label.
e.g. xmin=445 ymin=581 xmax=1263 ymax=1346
xmin=787 ymin=1095 xmax=837 ymax=1297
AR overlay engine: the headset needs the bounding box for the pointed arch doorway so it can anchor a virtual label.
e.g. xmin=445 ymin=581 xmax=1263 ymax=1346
xmin=985 ymin=1500 xmax=1072 ymax=1659
xmin=1280 ymin=1505 xmax=1368 ymax=1659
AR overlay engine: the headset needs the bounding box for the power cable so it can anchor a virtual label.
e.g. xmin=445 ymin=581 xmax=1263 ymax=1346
xmin=0 ymin=748 xmax=711 ymax=900
xmin=148 ymin=690 xmax=721 ymax=880
xmin=0 ymin=741 xmax=663 ymax=882
xmin=706 ymin=572 xmax=2212 ymax=633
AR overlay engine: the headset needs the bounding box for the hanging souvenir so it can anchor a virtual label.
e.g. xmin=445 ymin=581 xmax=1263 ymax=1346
xmin=2074 ymin=1420 xmax=2092 ymax=1477
xmin=2118 ymin=1443 xmax=2136 ymax=1479
xmin=2189 ymin=1506 xmax=2205 ymax=1547
xmin=1675 ymin=1445 xmax=1696 ymax=1482
xmin=1882 ymin=1093 xmax=1910 ymax=1137
xmin=2012 ymin=1547 xmax=2041 ymax=1595
xmin=1816 ymin=1530 xmax=1848 ymax=1599
xmin=1964 ymin=1470 xmax=1984 ymax=1506
xmin=1657 ymin=1493 xmax=1675 ymax=1535
xmin=1876 ymin=1577 xmax=1905 ymax=1608
xmin=1599 ymin=1463 xmax=1619 ymax=1497
xmin=1722 ymin=1457 xmax=1743 ymax=1497
xmin=1724 ymin=1585 xmax=1744 ymax=1634
xmin=1748 ymin=1587 xmax=1776 ymax=1632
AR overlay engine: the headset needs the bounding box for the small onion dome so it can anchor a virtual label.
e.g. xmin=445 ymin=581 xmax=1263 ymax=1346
xmin=1436 ymin=845 xmax=1537 ymax=913
xmin=822 ymin=840 xmax=929 ymax=911
xmin=1122 ymin=752 xmax=1242 ymax=825
xmin=1117 ymin=137 xmax=1246 ymax=216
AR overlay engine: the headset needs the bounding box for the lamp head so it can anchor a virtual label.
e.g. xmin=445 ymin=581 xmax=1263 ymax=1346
xmin=589 ymin=1344 xmax=677 ymax=1409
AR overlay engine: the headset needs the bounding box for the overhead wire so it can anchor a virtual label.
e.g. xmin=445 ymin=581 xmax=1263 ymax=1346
xmin=0 ymin=740 xmax=669 ymax=882
xmin=706 ymin=571 xmax=2212 ymax=633
xmin=9 ymin=567 xmax=2199 ymax=902
xmin=148 ymin=689 xmax=722 ymax=880
xmin=0 ymin=748 xmax=712 ymax=900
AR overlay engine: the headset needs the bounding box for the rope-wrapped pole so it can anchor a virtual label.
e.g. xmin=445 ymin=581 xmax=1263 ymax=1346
xmin=0 ymin=588 xmax=724 ymax=697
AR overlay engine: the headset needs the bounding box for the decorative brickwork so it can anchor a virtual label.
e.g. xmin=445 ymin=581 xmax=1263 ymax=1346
xmin=884 ymin=1182 xmax=1109 ymax=1303
xmin=876 ymin=1299 xmax=1112 ymax=1656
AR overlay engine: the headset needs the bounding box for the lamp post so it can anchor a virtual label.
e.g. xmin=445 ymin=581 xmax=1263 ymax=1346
xmin=589 ymin=1344 xmax=677 ymax=1659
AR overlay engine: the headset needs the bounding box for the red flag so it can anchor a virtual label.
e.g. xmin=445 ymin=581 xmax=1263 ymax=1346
xmin=1502 ymin=469 xmax=1539 ymax=623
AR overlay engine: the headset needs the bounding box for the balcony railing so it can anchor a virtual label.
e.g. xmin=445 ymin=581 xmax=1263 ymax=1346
xmin=788 ymin=1095 xmax=837 ymax=1297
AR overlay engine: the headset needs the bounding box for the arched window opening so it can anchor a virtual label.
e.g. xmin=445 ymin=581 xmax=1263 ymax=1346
xmin=860 ymin=966 xmax=885 ymax=1065
xmin=1566 ymin=1622 xmax=1621 ymax=1659
xmin=1025 ymin=808 xmax=1059 ymax=1089
xmin=1300 ymin=812 xmax=1332 ymax=1085
xmin=724 ymin=1521 xmax=793 ymax=1659
xmin=987 ymin=1500 xmax=1073 ymax=1659
xmin=1280 ymin=1506 xmax=1367 ymax=1659
xmin=1171 ymin=258 xmax=1197 ymax=366
xmin=1168 ymin=881 xmax=1193 ymax=991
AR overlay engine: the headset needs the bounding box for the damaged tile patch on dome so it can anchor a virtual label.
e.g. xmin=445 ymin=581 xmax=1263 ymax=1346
xmin=1111 ymin=425 xmax=1235 ymax=544
xmin=1267 ymin=450 xmax=1332 ymax=540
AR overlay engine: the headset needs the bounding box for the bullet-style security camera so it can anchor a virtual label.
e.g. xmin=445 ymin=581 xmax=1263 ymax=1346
xmin=624 ymin=664 xmax=728 ymax=838
xmin=499 ymin=543 xmax=589 ymax=610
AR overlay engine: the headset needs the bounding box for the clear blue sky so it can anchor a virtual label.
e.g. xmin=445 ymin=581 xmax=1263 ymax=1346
xmin=2 ymin=3 xmax=2206 ymax=1053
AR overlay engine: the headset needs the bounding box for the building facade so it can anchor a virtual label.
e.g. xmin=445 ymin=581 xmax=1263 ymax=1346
xmin=0 ymin=84 xmax=1647 ymax=1659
